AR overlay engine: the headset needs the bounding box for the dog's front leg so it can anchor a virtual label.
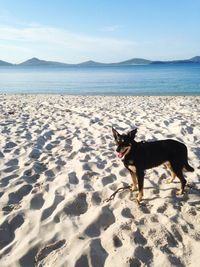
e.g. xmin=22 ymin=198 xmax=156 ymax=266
xmin=136 ymin=170 xmax=144 ymax=203
xmin=130 ymin=171 xmax=137 ymax=191
xmin=127 ymin=166 xmax=137 ymax=191
xmin=127 ymin=170 xmax=137 ymax=191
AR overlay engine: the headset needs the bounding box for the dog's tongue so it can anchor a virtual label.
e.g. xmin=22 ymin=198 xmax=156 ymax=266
xmin=118 ymin=152 xmax=123 ymax=158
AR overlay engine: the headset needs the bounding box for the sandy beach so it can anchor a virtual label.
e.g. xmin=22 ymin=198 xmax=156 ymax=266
xmin=0 ymin=95 xmax=200 ymax=267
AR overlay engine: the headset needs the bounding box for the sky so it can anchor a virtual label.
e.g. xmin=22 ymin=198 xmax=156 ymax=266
xmin=0 ymin=0 xmax=200 ymax=63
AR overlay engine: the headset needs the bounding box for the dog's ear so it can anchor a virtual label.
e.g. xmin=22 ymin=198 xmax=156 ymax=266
xmin=128 ymin=128 xmax=137 ymax=139
xmin=112 ymin=127 xmax=120 ymax=142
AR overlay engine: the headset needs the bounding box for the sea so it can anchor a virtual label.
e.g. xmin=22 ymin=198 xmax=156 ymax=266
xmin=0 ymin=63 xmax=200 ymax=95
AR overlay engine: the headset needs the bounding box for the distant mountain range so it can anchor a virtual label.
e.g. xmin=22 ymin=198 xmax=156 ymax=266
xmin=0 ymin=60 xmax=13 ymax=66
xmin=0 ymin=56 xmax=200 ymax=67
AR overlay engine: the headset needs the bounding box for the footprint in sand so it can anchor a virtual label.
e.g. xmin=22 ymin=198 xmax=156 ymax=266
xmin=29 ymin=148 xmax=42 ymax=160
xmin=75 ymin=238 xmax=108 ymax=267
xmin=113 ymin=235 xmax=123 ymax=248
xmin=55 ymin=157 xmax=66 ymax=167
xmin=91 ymin=191 xmax=102 ymax=205
xmin=102 ymin=174 xmax=117 ymax=186
xmin=5 ymin=141 xmax=17 ymax=150
xmin=45 ymin=143 xmax=54 ymax=151
xmin=23 ymin=172 xmax=40 ymax=184
xmin=89 ymin=238 xmax=108 ymax=267
xmin=134 ymin=246 xmax=153 ymax=266
xmin=23 ymin=168 xmax=33 ymax=176
xmin=44 ymin=169 xmax=55 ymax=181
xmin=0 ymin=173 xmax=18 ymax=187
xmin=147 ymin=224 xmax=178 ymax=248
xmin=8 ymin=184 xmax=32 ymax=205
xmin=30 ymin=193 xmax=45 ymax=210
xmin=33 ymin=162 xmax=47 ymax=174
xmin=2 ymin=203 xmax=21 ymax=213
xmin=64 ymin=193 xmax=88 ymax=217
xmin=119 ymin=168 xmax=128 ymax=177
xmin=35 ymin=239 xmax=66 ymax=267
xmin=132 ymin=228 xmax=147 ymax=246
xmin=41 ymin=194 xmax=64 ymax=221
xmin=121 ymin=208 xmax=134 ymax=219
xmin=75 ymin=255 xmax=89 ymax=267
xmin=3 ymin=165 xmax=19 ymax=174
xmin=5 ymin=158 xmax=19 ymax=166
xmin=32 ymin=182 xmax=44 ymax=193
xmin=84 ymin=206 xmax=115 ymax=237
xmin=157 ymin=203 xmax=168 ymax=213
xmin=19 ymin=244 xmax=39 ymax=266
xmin=68 ymin=171 xmax=79 ymax=185
xmin=0 ymin=214 xmax=24 ymax=249
xmin=35 ymin=136 xmax=46 ymax=150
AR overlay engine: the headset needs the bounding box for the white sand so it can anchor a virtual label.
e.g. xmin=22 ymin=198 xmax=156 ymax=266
xmin=0 ymin=95 xmax=200 ymax=267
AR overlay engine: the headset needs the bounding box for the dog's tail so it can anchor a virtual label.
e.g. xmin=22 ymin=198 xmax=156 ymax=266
xmin=184 ymin=162 xmax=194 ymax=172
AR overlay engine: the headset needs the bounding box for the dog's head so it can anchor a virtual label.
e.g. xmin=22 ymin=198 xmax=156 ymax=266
xmin=112 ymin=127 xmax=137 ymax=159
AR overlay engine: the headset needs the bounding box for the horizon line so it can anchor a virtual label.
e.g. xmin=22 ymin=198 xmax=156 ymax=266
xmin=0 ymin=55 xmax=200 ymax=65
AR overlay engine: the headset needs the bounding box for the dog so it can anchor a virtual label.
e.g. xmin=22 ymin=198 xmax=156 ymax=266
xmin=112 ymin=127 xmax=194 ymax=203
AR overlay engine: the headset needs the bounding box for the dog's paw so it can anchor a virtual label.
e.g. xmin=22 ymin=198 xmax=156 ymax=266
xmin=130 ymin=184 xmax=137 ymax=191
xmin=166 ymin=178 xmax=174 ymax=184
xmin=176 ymin=189 xmax=183 ymax=196
xmin=136 ymin=192 xmax=143 ymax=204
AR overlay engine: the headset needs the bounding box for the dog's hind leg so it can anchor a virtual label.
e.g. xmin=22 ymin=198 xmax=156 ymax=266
xmin=136 ymin=170 xmax=144 ymax=203
xmin=166 ymin=162 xmax=176 ymax=184
xmin=171 ymin=164 xmax=187 ymax=195
xmin=176 ymin=173 xmax=186 ymax=195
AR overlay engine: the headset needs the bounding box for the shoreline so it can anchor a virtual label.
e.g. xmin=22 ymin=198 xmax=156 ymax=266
xmin=0 ymin=95 xmax=200 ymax=266
xmin=1 ymin=92 xmax=200 ymax=96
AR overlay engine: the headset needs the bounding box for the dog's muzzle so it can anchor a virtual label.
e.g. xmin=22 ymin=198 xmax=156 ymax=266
xmin=117 ymin=147 xmax=130 ymax=158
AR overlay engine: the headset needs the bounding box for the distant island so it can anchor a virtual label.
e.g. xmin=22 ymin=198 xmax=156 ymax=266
xmin=0 ymin=56 xmax=200 ymax=67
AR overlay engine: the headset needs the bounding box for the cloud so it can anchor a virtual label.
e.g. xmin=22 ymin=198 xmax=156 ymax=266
xmin=0 ymin=24 xmax=137 ymax=63
xmin=1 ymin=24 xmax=194 ymax=63
xmin=100 ymin=25 xmax=122 ymax=32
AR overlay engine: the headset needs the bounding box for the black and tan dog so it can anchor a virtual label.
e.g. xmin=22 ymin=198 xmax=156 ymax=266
xmin=112 ymin=127 xmax=194 ymax=203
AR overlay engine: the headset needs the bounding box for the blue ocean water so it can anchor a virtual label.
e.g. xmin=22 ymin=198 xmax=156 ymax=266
xmin=0 ymin=64 xmax=200 ymax=95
